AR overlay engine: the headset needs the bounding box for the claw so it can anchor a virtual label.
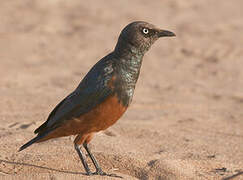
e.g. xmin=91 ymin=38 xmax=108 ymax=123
xmin=86 ymin=171 xmax=93 ymax=176
xmin=92 ymin=170 xmax=123 ymax=178
xmin=92 ymin=169 xmax=106 ymax=175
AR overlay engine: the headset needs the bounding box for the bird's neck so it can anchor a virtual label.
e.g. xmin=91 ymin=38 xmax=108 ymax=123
xmin=114 ymin=39 xmax=144 ymax=83
xmin=112 ymin=39 xmax=145 ymax=107
xmin=114 ymin=37 xmax=144 ymax=73
xmin=114 ymin=36 xmax=144 ymax=60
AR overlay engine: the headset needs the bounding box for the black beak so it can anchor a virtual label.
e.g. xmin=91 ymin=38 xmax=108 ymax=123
xmin=158 ymin=30 xmax=176 ymax=37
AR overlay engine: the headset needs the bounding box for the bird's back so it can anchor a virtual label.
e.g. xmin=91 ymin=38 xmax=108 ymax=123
xmin=35 ymin=53 xmax=117 ymax=135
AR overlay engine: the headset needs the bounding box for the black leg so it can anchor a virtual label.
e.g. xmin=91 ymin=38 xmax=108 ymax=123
xmin=83 ymin=142 xmax=105 ymax=175
xmin=74 ymin=144 xmax=92 ymax=175
xmin=83 ymin=143 xmax=123 ymax=178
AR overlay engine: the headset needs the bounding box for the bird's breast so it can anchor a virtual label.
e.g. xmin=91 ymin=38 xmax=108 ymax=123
xmin=107 ymin=71 xmax=136 ymax=107
xmin=86 ymin=94 xmax=127 ymax=132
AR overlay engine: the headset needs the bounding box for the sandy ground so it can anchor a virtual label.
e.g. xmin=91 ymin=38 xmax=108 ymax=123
xmin=0 ymin=0 xmax=243 ymax=179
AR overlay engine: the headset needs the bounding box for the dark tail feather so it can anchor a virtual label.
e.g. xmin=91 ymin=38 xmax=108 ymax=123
xmin=18 ymin=129 xmax=52 ymax=152
xmin=18 ymin=135 xmax=41 ymax=152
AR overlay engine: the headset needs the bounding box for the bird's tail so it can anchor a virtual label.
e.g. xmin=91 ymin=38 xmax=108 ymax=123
xmin=18 ymin=130 xmax=51 ymax=152
xmin=18 ymin=135 xmax=43 ymax=152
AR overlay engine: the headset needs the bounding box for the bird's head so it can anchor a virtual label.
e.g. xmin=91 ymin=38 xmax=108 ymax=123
xmin=115 ymin=21 xmax=175 ymax=56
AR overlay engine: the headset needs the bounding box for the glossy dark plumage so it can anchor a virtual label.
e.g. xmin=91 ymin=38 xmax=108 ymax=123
xmin=19 ymin=21 xmax=175 ymax=176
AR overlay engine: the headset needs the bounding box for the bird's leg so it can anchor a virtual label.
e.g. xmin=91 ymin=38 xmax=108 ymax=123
xmin=83 ymin=143 xmax=122 ymax=178
xmin=74 ymin=144 xmax=92 ymax=175
xmin=83 ymin=142 xmax=106 ymax=175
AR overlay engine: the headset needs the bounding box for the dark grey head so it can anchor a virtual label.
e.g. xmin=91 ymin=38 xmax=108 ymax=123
xmin=115 ymin=21 xmax=175 ymax=55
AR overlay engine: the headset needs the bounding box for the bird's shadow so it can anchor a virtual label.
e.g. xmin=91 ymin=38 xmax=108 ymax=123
xmin=0 ymin=159 xmax=123 ymax=178
xmin=0 ymin=159 xmax=85 ymax=175
xmin=222 ymin=171 xmax=243 ymax=180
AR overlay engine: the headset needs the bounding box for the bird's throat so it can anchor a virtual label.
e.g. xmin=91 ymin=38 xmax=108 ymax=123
xmin=113 ymin=52 xmax=143 ymax=107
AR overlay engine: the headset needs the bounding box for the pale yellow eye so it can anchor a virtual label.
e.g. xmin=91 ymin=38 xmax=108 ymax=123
xmin=142 ymin=28 xmax=149 ymax=34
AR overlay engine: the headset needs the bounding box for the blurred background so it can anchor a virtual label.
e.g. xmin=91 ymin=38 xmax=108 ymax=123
xmin=0 ymin=0 xmax=243 ymax=179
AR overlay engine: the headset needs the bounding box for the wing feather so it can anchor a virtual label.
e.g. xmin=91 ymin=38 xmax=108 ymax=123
xmin=34 ymin=54 xmax=115 ymax=135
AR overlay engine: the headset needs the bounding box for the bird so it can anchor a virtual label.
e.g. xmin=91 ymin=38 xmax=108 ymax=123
xmin=19 ymin=21 xmax=175 ymax=177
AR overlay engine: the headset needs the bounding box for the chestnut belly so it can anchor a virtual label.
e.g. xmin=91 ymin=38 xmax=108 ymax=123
xmin=38 ymin=94 xmax=127 ymax=142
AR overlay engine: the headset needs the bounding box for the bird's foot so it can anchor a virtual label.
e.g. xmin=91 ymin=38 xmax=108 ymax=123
xmin=85 ymin=170 xmax=93 ymax=176
xmin=93 ymin=169 xmax=107 ymax=175
xmin=92 ymin=169 xmax=123 ymax=178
